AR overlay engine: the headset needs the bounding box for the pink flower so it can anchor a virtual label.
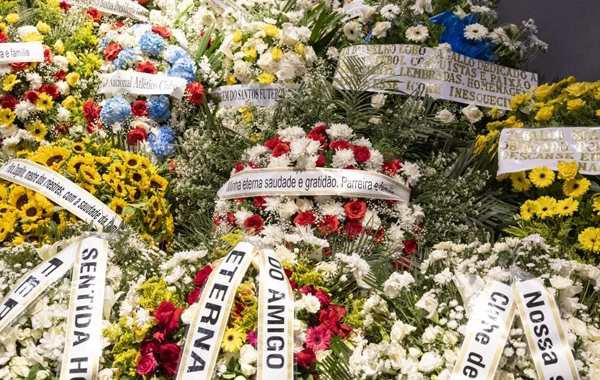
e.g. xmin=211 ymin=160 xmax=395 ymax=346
xmin=247 ymin=330 xmax=258 ymax=348
xmin=305 ymin=325 xmax=331 ymax=352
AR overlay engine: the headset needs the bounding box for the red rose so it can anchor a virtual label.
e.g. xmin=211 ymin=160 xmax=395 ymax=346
xmin=1 ymin=95 xmax=19 ymax=110
xmin=152 ymin=25 xmax=172 ymax=39
xmin=154 ymin=301 xmax=184 ymax=334
xmin=307 ymin=125 xmax=327 ymax=148
xmin=140 ymin=339 xmax=158 ymax=356
xmin=315 ymin=154 xmax=325 ymax=167
xmin=103 ymin=43 xmax=122 ymax=61
xmin=352 ymin=145 xmax=371 ymax=163
xmin=253 ymin=196 xmax=266 ymax=209
xmin=315 ymin=289 xmax=331 ymax=307
xmin=393 ymin=257 xmax=415 ymax=271
xmin=243 ymin=214 xmax=264 ymax=234
xmin=234 ymin=162 xmax=245 ymax=173
xmin=127 ymin=126 xmax=148 ymax=145
xmin=403 ymin=239 xmax=418 ymax=255
xmin=382 ymin=159 xmax=402 ymax=176
xmin=345 ymin=165 xmax=356 ymax=170
xmin=137 ymin=353 xmax=158 ymax=376
xmin=329 ymin=140 xmax=351 ymax=151
xmin=284 ymin=268 xmax=298 ymax=290
xmin=248 ymin=163 xmax=259 ymax=169
xmin=194 ymin=265 xmax=213 ymax=287
xmin=158 ymin=344 xmax=181 ymax=376
xmin=374 ymin=227 xmax=385 ymax=243
xmin=43 ymin=48 xmax=53 ymax=64
xmin=344 ymin=221 xmax=363 ymax=238
xmin=344 ymin=200 xmax=367 ymax=220
xmin=131 ymin=100 xmax=148 ymax=117
xmin=226 ymin=212 xmax=236 ymax=226
xmin=317 ymin=215 xmax=339 ymax=235
xmin=138 ymin=0 xmax=150 ymax=4
xmin=188 ymin=287 xmax=201 ymax=305
xmin=293 ymin=211 xmax=316 ymax=227
xmin=54 ymin=70 xmax=68 ymax=81
xmin=9 ymin=62 xmax=29 ymax=73
xmin=40 ymin=84 xmax=59 ymax=100
xmin=296 ymin=348 xmax=316 ymax=368
xmin=300 ymin=285 xmax=316 ymax=295
xmin=82 ymin=99 xmax=102 ymax=122
xmin=85 ymin=8 xmax=102 ymax=22
xmin=0 ymin=33 xmax=8 ymax=43
xmin=264 ymin=135 xmax=280 ymax=150
xmin=137 ymin=61 xmax=158 ymax=74
xmin=23 ymin=90 xmax=40 ymax=104
xmin=59 ymin=1 xmax=71 ymax=11
xmin=272 ymin=142 xmax=290 ymax=158
xmin=186 ymin=82 xmax=205 ymax=105
xmin=112 ymin=21 xmax=124 ymax=30
xmin=199 ymin=30 xmax=213 ymax=49
xmin=86 ymin=122 xmax=102 ymax=134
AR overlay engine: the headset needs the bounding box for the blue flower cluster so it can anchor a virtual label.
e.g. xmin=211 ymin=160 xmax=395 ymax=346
xmin=167 ymin=57 xmax=196 ymax=84
xmin=140 ymin=32 xmax=166 ymax=57
xmin=114 ymin=48 xmax=137 ymax=70
xmin=147 ymin=95 xmax=171 ymax=122
xmin=100 ymin=96 xmax=131 ymax=125
xmin=148 ymin=126 xmax=176 ymax=159
xmin=164 ymin=46 xmax=188 ymax=64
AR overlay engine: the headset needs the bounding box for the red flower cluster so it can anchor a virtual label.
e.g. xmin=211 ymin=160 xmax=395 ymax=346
xmin=187 ymin=265 xmax=213 ymax=305
xmin=186 ymin=82 xmax=205 ymax=105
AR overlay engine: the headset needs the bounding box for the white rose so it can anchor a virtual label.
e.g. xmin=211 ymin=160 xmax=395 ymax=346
xmin=453 ymin=272 xmax=485 ymax=315
xmin=280 ymin=23 xmax=299 ymax=46
xmin=371 ymin=93 xmax=386 ymax=109
xmin=435 ymin=109 xmax=455 ymax=124
xmin=416 ymin=293 xmax=438 ymax=320
xmin=257 ymin=52 xmax=275 ymax=72
xmin=442 ymin=330 xmax=459 ymax=346
xmin=417 ymin=352 xmax=442 ymax=373
xmin=390 ymin=320 xmax=417 ymax=343
xmin=371 ymin=22 xmax=391 ymax=38
xmin=36 ymin=370 xmax=50 ymax=380
xmin=461 ymin=103 xmax=483 ymax=123
xmin=567 ymin=317 xmax=588 ymax=337
xmin=9 ymin=357 xmax=29 ymax=378
xmin=181 ymin=303 xmax=199 ymax=325
xmin=387 ymin=341 xmax=407 ymax=369
xmin=301 ymin=293 xmax=321 ymax=313
xmin=442 ymin=349 xmax=457 ymax=364
xmin=276 ymin=60 xmax=296 ymax=81
xmin=422 ymin=325 xmax=443 ymax=343
xmin=239 ymin=344 xmax=257 ymax=376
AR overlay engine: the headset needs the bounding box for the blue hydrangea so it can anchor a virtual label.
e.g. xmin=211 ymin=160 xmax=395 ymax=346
xmin=140 ymin=32 xmax=165 ymax=57
xmin=167 ymin=57 xmax=197 ymax=84
xmin=113 ymin=48 xmax=136 ymax=70
xmin=164 ymin=46 xmax=189 ymax=64
xmin=147 ymin=95 xmax=171 ymax=122
xmin=148 ymin=126 xmax=176 ymax=159
xmin=131 ymin=23 xmax=153 ymax=33
xmin=100 ymin=96 xmax=131 ymax=125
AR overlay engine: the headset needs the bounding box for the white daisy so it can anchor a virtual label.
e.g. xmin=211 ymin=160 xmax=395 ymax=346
xmin=405 ymin=25 xmax=429 ymax=43
xmin=380 ymin=4 xmax=400 ymax=20
xmin=343 ymin=21 xmax=362 ymax=41
xmin=463 ymin=23 xmax=488 ymax=41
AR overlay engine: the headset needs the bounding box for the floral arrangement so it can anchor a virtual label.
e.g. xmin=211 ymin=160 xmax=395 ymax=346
xmin=0 ymin=138 xmax=174 ymax=249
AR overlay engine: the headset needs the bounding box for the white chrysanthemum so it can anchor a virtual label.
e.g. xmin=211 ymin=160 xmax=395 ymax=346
xmin=279 ymin=200 xmax=299 ymax=219
xmin=290 ymin=137 xmax=321 ymax=159
xmin=25 ymin=73 xmax=42 ymax=90
xmin=264 ymin=197 xmax=282 ymax=213
xmin=261 ymin=225 xmax=285 ymax=245
xmin=464 ymin=23 xmax=488 ymax=41
xmin=332 ymin=149 xmax=357 ymax=169
xmin=268 ymin=154 xmax=292 ymax=168
xmin=275 ymin=244 xmax=297 ymax=264
xmin=278 ymin=126 xmax=306 ymax=141
xmin=380 ymin=4 xmax=401 ymax=20
xmin=383 ymin=272 xmax=415 ymax=298
xmin=319 ymin=201 xmax=345 ymax=217
xmin=326 ymin=123 xmax=354 ymax=140
xmin=434 ymin=268 xmax=453 ymax=285
xmin=56 ymin=81 xmax=69 ymax=95
xmin=14 ymin=101 xmax=36 ymax=120
xmin=362 ymin=210 xmax=381 ymax=229
xmin=326 ymin=46 xmax=339 ymax=60
xmin=53 ymin=56 xmax=69 ymax=70
xmin=401 ymin=161 xmax=421 ymax=185
xmin=17 ymin=26 xmax=37 ymax=38
xmin=234 ymin=209 xmax=253 ymax=227
xmin=343 ymin=21 xmax=362 ymax=41
xmin=245 ymin=145 xmax=268 ymax=162
xmin=365 ymin=150 xmax=384 ymax=171
xmin=405 ymin=25 xmax=429 ymax=42
xmin=336 ymin=253 xmax=370 ymax=288
xmin=57 ymin=107 xmax=71 ymax=123
xmin=550 ymin=275 xmax=573 ymax=290
xmin=352 ymin=137 xmax=372 ymax=149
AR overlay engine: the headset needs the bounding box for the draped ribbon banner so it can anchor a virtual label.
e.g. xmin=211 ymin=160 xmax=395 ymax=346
xmin=213 ymin=84 xmax=300 ymax=107
xmin=0 ymin=159 xmax=121 ymax=232
xmin=0 ymin=42 xmax=44 ymax=64
xmin=98 ymin=70 xmax=188 ymax=99
xmin=66 ymin=0 xmax=149 ymax=21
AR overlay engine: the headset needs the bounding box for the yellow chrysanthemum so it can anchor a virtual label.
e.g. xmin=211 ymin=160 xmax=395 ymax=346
xmin=66 ymin=72 xmax=80 ymax=87
xmin=529 ymin=166 xmax=555 ymax=188
xmin=221 ymin=327 xmax=246 ymax=352
xmin=0 ymin=108 xmax=16 ymax=126
xmin=34 ymin=146 xmax=71 ymax=170
xmin=26 ymin=121 xmax=48 ymax=142
xmin=79 ymin=164 xmax=102 ymax=185
xmin=258 ymin=72 xmax=275 ymax=84
xmin=520 ymin=200 xmax=537 ymax=221
xmin=534 ymin=196 xmax=557 ymax=219
xmin=36 ymin=93 xmax=54 ymax=112
xmin=110 ymin=162 xmax=127 ymax=179
xmin=578 ymin=227 xmax=600 ymax=253
xmin=534 ymin=106 xmax=553 ymax=122
xmin=555 ymin=197 xmax=579 ymax=217
xmin=567 ymin=98 xmax=586 ymax=111
xmin=510 ymin=172 xmax=532 ymax=192
xmin=563 ymin=178 xmax=591 ymax=198
xmin=109 ymin=197 xmax=129 ymax=215
xmin=2 ymin=74 xmax=21 ymax=92
xmin=263 ymin=24 xmax=280 ymax=37
xmin=67 ymin=154 xmax=95 ymax=176
xmin=271 ymin=47 xmax=283 ymax=60
xmin=557 ymin=160 xmax=578 ymax=180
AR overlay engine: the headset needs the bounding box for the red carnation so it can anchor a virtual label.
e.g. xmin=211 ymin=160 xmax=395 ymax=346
xmin=137 ymin=61 xmax=158 ymax=74
xmin=59 ymin=1 xmax=71 ymax=11
xmin=10 ymin=62 xmax=29 ymax=73
xmin=43 ymin=48 xmax=53 ymax=64
xmin=186 ymin=82 xmax=205 ymax=105
xmin=264 ymin=135 xmax=280 ymax=150
xmin=344 ymin=221 xmax=363 ymax=238
xmin=226 ymin=212 xmax=236 ymax=226
xmin=40 ymin=84 xmax=59 ymax=100
xmin=54 ymin=70 xmax=68 ymax=81
xmin=54 ymin=123 xmax=70 ymax=135
xmin=329 ymin=140 xmax=351 ymax=151
xmin=382 ymin=158 xmax=402 ymax=176
xmin=188 ymin=287 xmax=201 ymax=306
xmin=253 ymin=196 xmax=266 ymax=209
xmin=1 ymin=95 xmax=19 ymax=110
xmin=82 ymin=99 xmax=102 ymax=122
xmin=234 ymin=162 xmax=245 ymax=173
xmin=296 ymin=348 xmax=317 ymax=368
xmin=154 ymin=301 xmax=184 ymax=334
xmin=243 ymin=215 xmax=264 ymax=234
xmin=352 ymin=145 xmax=371 ymax=163
xmin=137 ymin=354 xmax=158 ymax=376
xmin=131 ymin=100 xmax=148 ymax=117
xmin=293 ymin=211 xmax=316 ymax=227
xmin=344 ymin=200 xmax=367 ymax=220
xmin=152 ymin=25 xmax=172 ymax=39
xmin=194 ymin=265 xmax=213 ymax=287
xmin=0 ymin=33 xmax=8 ymax=43
xmin=317 ymin=215 xmax=339 ymax=235
xmin=85 ymin=8 xmax=102 ymax=22
xmin=86 ymin=122 xmax=102 ymax=134
xmin=403 ymin=239 xmax=418 ymax=255
xmin=315 ymin=154 xmax=325 ymax=167
xmin=23 ymin=91 xmax=40 ymax=104
xmin=158 ymin=344 xmax=181 ymax=376
xmin=272 ymin=142 xmax=290 ymax=157
xmin=315 ymin=289 xmax=331 ymax=307
xmin=127 ymin=126 xmax=148 ymax=145
xmin=103 ymin=43 xmax=122 ymax=61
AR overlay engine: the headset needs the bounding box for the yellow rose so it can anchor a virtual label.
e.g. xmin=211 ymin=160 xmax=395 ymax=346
xmin=567 ymin=98 xmax=586 ymax=111
xmin=596 ymin=110 xmax=600 ymax=117
xmin=596 ymin=90 xmax=600 ymax=100
xmin=36 ymin=21 xmax=51 ymax=34
xmin=225 ymin=74 xmax=237 ymax=85
xmin=557 ymin=160 xmax=578 ymax=180
xmin=258 ymin=72 xmax=275 ymax=84
xmin=294 ymin=43 xmax=306 ymax=57
xmin=54 ymin=40 xmax=64 ymax=55
xmin=22 ymin=32 xmax=43 ymax=43
xmin=271 ymin=47 xmax=283 ymax=60
xmin=244 ymin=48 xmax=257 ymax=59
xmin=66 ymin=52 xmax=78 ymax=65
xmin=5 ymin=14 xmax=19 ymax=24
xmin=65 ymin=72 xmax=80 ymax=87
xmin=0 ymin=23 xmax=7 ymax=34
xmin=263 ymin=25 xmax=280 ymax=38
xmin=534 ymin=83 xmax=554 ymax=101
xmin=534 ymin=106 xmax=554 ymax=121
xmin=62 ymin=96 xmax=77 ymax=110
xmin=232 ymin=29 xmax=243 ymax=43
xmin=565 ymin=82 xmax=590 ymax=98
xmin=509 ymin=93 xmax=531 ymax=110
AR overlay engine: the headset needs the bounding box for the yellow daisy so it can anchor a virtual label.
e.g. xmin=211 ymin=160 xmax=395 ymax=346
xmin=36 ymin=93 xmax=54 ymax=112
xmin=2 ymin=74 xmax=21 ymax=92
xmin=510 ymin=172 xmax=532 ymax=192
xmin=26 ymin=121 xmax=48 ymax=142
xmin=520 ymin=200 xmax=537 ymax=221
xmin=221 ymin=327 xmax=246 ymax=352
xmin=534 ymin=196 xmax=557 ymax=219
xmin=0 ymin=108 xmax=16 ymax=126
xmin=578 ymin=227 xmax=600 ymax=253
xmin=555 ymin=197 xmax=579 ymax=217
xmin=79 ymin=164 xmax=102 ymax=185
xmin=529 ymin=166 xmax=555 ymax=188
xmin=563 ymin=178 xmax=591 ymax=198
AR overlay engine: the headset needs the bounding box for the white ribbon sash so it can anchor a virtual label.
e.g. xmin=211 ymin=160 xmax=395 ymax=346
xmin=497 ymin=127 xmax=600 ymax=177
xmin=98 ymin=70 xmax=188 ymax=99
xmin=0 ymin=42 xmax=44 ymax=64
xmin=342 ymin=0 xmax=367 ymax=20
xmin=0 ymin=241 xmax=79 ymax=333
xmin=257 ymin=249 xmax=294 ymax=379
xmin=217 ymin=168 xmax=411 ymax=202
xmin=214 ymin=84 xmax=300 ymax=107
xmin=66 ymin=0 xmax=149 ymax=21
xmin=0 ymin=159 xmax=121 ymax=232
xmin=59 ymin=237 xmax=108 ymax=380
xmin=334 ymin=44 xmax=538 ymax=110
xmin=513 ymin=279 xmax=579 ymax=380
xmin=451 ymin=281 xmax=516 ymax=380
xmin=176 ymin=243 xmax=258 ymax=380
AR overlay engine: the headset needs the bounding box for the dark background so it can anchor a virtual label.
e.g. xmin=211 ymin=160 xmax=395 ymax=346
xmin=497 ymin=0 xmax=600 ymax=84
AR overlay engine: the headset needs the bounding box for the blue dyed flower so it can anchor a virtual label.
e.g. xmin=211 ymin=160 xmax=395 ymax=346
xmin=113 ymin=48 xmax=136 ymax=70
xmin=164 ymin=46 xmax=190 ymax=64
xmin=131 ymin=23 xmax=153 ymax=33
xmin=147 ymin=95 xmax=171 ymax=122
xmin=140 ymin=32 xmax=165 ymax=57
xmin=148 ymin=126 xmax=176 ymax=159
xmin=167 ymin=57 xmax=197 ymax=84
xmin=100 ymin=96 xmax=131 ymax=125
